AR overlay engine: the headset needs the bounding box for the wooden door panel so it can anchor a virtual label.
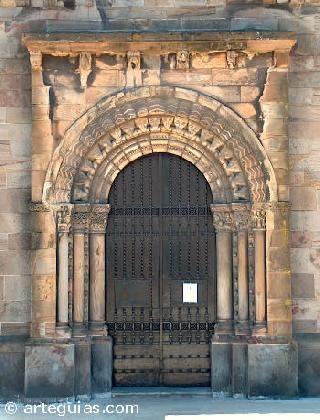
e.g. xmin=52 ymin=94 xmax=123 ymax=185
xmin=162 ymin=373 xmax=210 ymax=386
xmin=162 ymin=357 xmax=210 ymax=370
xmin=106 ymin=153 xmax=215 ymax=387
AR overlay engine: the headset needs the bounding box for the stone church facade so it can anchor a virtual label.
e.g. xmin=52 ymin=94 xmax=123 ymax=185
xmin=0 ymin=0 xmax=319 ymax=400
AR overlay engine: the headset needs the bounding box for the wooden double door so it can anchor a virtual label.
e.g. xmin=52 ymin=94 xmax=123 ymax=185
xmin=106 ymin=153 xmax=216 ymax=386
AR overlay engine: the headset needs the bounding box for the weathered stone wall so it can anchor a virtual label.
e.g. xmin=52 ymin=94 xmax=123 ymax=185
xmin=0 ymin=0 xmax=320 ymax=396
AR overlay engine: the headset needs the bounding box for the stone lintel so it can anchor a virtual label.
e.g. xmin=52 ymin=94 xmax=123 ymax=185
xmin=22 ymin=32 xmax=297 ymax=56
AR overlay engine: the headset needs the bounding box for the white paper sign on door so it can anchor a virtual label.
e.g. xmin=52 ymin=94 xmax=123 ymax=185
xmin=183 ymin=283 xmax=198 ymax=303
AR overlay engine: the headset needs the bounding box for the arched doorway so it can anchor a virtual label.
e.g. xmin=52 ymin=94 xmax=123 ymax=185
xmin=106 ymin=153 xmax=216 ymax=386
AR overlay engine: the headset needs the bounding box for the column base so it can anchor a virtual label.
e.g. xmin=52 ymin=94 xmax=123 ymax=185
xmin=211 ymin=338 xmax=298 ymax=397
xmin=72 ymin=322 xmax=88 ymax=338
xmin=55 ymin=324 xmax=72 ymax=339
xmin=234 ymin=321 xmax=251 ymax=336
xmin=91 ymin=336 xmax=113 ymax=396
xmin=74 ymin=338 xmax=91 ymax=399
xmin=214 ymin=320 xmax=234 ymax=335
xmin=251 ymin=322 xmax=267 ymax=336
xmin=89 ymin=321 xmax=108 ymax=337
xmin=24 ymin=336 xmax=113 ymax=400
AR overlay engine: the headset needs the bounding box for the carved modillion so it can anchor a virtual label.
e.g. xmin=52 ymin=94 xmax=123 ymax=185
xmin=226 ymin=50 xmax=238 ymax=69
xmin=176 ymin=50 xmax=190 ymax=70
xmin=76 ymin=52 xmax=92 ymax=89
xmin=126 ymin=51 xmax=142 ymax=87
xmin=29 ymin=51 xmax=42 ymax=71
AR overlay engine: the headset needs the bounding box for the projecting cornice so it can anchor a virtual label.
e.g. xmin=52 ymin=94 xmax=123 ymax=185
xmin=22 ymin=32 xmax=297 ymax=56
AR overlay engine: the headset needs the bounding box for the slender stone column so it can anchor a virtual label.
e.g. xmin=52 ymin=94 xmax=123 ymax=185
xmin=72 ymin=204 xmax=91 ymax=331
xmin=89 ymin=204 xmax=111 ymax=334
xmin=211 ymin=204 xmax=234 ymax=334
xmin=252 ymin=203 xmax=267 ymax=335
xmin=233 ymin=204 xmax=251 ymax=334
xmin=55 ymin=205 xmax=73 ymax=335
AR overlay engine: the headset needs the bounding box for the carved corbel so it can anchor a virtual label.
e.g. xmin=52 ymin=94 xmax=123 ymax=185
xmin=176 ymin=50 xmax=190 ymax=70
xmin=210 ymin=204 xmax=234 ymax=231
xmin=226 ymin=50 xmax=238 ymax=69
xmin=76 ymin=52 xmax=92 ymax=89
xmin=29 ymin=51 xmax=42 ymax=72
xmin=89 ymin=204 xmax=111 ymax=233
xmin=126 ymin=51 xmax=142 ymax=87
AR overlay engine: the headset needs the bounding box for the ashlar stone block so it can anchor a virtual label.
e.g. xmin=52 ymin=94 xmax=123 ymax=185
xmin=25 ymin=343 xmax=75 ymax=399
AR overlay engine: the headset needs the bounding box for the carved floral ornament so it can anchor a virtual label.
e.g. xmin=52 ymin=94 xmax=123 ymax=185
xmin=90 ymin=204 xmax=111 ymax=233
xmin=210 ymin=203 xmax=268 ymax=231
xmin=43 ymin=87 xmax=277 ymax=206
xmin=43 ymin=204 xmax=111 ymax=233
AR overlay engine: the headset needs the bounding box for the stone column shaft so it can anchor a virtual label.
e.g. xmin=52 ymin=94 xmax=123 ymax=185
xmin=211 ymin=204 xmax=234 ymax=333
xmin=55 ymin=205 xmax=73 ymax=332
xmin=216 ymin=230 xmax=233 ymax=320
xmin=90 ymin=234 xmax=106 ymax=323
xmin=233 ymin=203 xmax=251 ymax=334
xmin=58 ymin=231 xmax=69 ymax=324
xmin=72 ymin=204 xmax=91 ymax=329
xmin=73 ymin=233 xmax=85 ymax=323
xmin=252 ymin=204 xmax=267 ymax=333
xmin=89 ymin=204 xmax=110 ymax=332
xmin=238 ymin=231 xmax=249 ymax=321
xmin=255 ymin=229 xmax=266 ymax=323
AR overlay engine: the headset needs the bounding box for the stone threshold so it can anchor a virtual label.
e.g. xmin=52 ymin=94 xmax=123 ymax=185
xmin=111 ymin=387 xmax=212 ymax=397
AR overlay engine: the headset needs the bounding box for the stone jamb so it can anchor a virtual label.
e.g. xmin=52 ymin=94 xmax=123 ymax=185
xmin=24 ymin=33 xmax=296 ymax=343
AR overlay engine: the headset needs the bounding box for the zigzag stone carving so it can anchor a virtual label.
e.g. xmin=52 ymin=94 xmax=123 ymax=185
xmin=45 ymin=87 xmax=277 ymax=205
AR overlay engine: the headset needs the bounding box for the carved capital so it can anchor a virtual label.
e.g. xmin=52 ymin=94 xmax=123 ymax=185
xmin=90 ymin=204 xmax=111 ymax=233
xmin=251 ymin=203 xmax=267 ymax=230
xmin=268 ymin=201 xmax=291 ymax=217
xmin=76 ymin=52 xmax=92 ymax=89
xmin=232 ymin=203 xmax=251 ymax=231
xmin=54 ymin=204 xmax=73 ymax=233
xmin=73 ymin=203 xmax=91 ymax=233
xmin=210 ymin=204 xmax=234 ymax=231
xmin=29 ymin=202 xmax=50 ymax=212
xmin=29 ymin=51 xmax=42 ymax=71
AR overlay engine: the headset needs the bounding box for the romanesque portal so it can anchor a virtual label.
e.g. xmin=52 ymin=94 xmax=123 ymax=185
xmin=22 ymin=33 xmax=297 ymax=398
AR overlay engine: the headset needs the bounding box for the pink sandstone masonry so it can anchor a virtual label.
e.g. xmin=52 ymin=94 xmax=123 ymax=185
xmin=0 ymin=0 xmax=319 ymax=399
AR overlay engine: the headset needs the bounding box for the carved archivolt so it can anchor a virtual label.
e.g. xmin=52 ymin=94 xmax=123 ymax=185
xmin=43 ymin=87 xmax=277 ymax=205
